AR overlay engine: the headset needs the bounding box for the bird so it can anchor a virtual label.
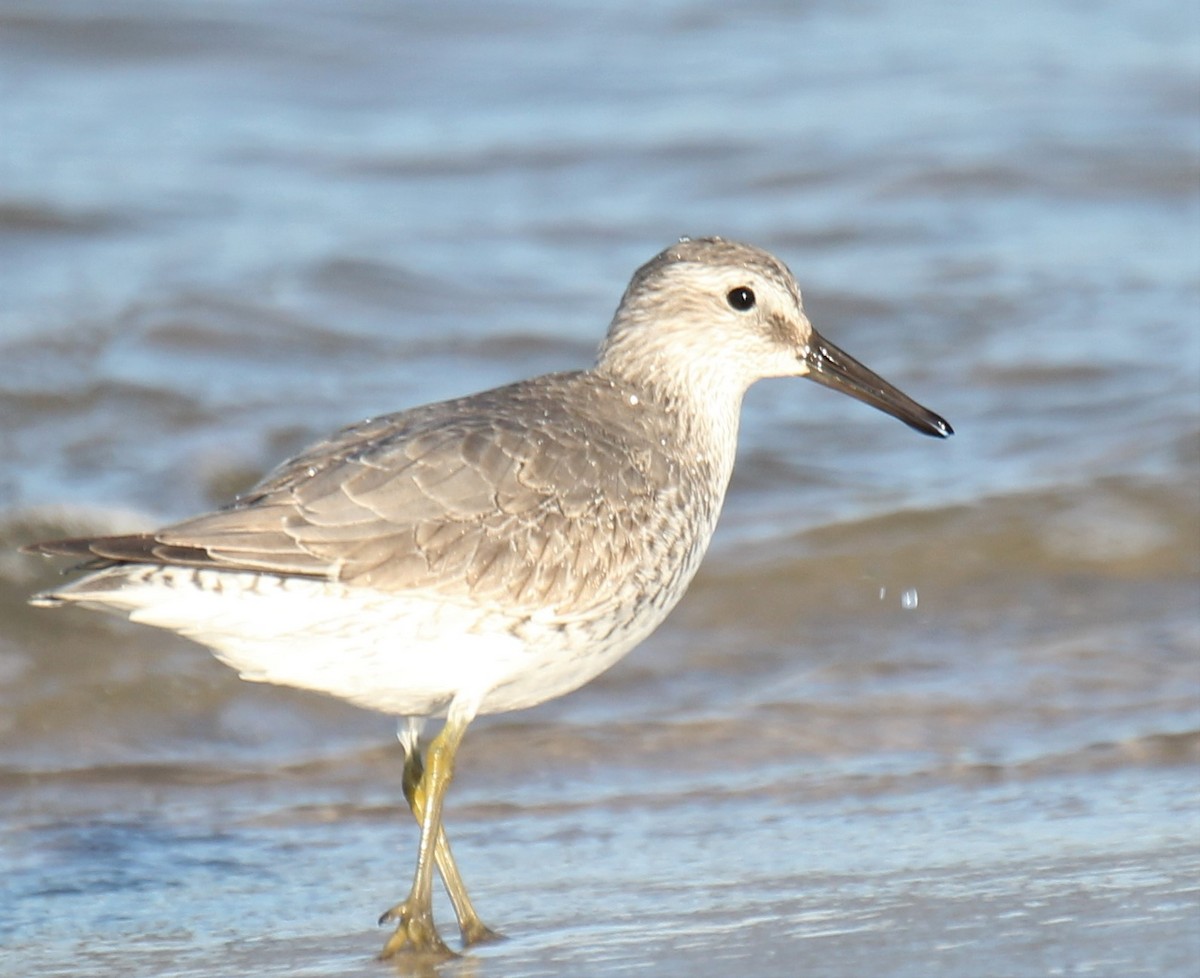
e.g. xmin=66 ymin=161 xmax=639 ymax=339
xmin=24 ymin=237 xmax=952 ymax=959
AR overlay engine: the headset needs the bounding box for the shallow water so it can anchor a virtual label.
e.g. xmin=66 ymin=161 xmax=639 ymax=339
xmin=2 ymin=0 xmax=1198 ymax=975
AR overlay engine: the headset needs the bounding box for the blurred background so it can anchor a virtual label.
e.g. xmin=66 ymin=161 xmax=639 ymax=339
xmin=2 ymin=2 xmax=1197 ymax=976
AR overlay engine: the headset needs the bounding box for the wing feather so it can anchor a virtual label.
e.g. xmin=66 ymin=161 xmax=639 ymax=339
xmin=26 ymin=373 xmax=714 ymax=614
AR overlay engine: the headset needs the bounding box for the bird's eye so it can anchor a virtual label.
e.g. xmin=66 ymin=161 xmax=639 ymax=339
xmin=726 ymin=287 xmax=756 ymax=311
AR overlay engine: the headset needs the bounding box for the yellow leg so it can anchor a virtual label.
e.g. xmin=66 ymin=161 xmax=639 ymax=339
xmin=391 ymin=733 xmax=501 ymax=946
xmin=378 ymin=710 xmax=474 ymax=960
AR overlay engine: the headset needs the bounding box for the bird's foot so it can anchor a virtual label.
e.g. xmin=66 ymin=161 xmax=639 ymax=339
xmin=459 ymin=917 xmax=504 ymax=947
xmin=378 ymin=900 xmax=456 ymax=961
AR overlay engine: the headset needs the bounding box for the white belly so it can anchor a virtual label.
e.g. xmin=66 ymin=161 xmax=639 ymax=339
xmin=46 ymin=564 xmax=655 ymax=718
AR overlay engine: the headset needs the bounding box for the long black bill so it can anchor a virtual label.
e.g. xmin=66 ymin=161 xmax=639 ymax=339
xmin=804 ymin=331 xmax=953 ymax=438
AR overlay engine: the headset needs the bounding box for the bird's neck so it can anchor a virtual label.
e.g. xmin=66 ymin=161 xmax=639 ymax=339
xmin=593 ymin=356 xmax=745 ymax=502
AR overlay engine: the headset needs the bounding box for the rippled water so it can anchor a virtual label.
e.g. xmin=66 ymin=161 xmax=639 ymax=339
xmin=2 ymin=1 xmax=1198 ymax=975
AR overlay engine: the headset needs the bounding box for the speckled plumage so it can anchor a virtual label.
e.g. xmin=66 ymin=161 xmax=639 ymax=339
xmin=54 ymin=371 xmax=722 ymax=606
xmin=26 ymin=237 xmax=951 ymax=957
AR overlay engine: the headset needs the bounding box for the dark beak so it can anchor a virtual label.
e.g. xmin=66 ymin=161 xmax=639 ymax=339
xmin=804 ymin=330 xmax=953 ymax=438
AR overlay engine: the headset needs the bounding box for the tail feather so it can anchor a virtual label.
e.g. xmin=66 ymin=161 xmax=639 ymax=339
xmin=22 ymin=533 xmax=216 ymax=569
xmin=23 ymin=535 xmax=174 ymax=610
xmin=20 ymin=537 xmax=112 ymax=559
xmin=27 ymin=562 xmax=161 ymax=614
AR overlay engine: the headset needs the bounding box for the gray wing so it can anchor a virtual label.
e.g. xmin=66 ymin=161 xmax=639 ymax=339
xmin=29 ymin=374 xmax=683 ymax=611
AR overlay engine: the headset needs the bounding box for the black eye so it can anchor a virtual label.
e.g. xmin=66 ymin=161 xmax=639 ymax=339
xmin=727 ymin=286 xmax=756 ymax=311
